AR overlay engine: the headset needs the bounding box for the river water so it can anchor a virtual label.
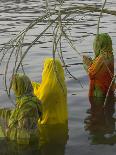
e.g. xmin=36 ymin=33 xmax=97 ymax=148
xmin=0 ymin=0 xmax=116 ymax=155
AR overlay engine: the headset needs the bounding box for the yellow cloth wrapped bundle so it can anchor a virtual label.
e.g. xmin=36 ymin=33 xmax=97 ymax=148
xmin=32 ymin=58 xmax=68 ymax=124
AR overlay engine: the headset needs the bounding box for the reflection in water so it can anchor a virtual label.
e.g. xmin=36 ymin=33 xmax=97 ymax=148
xmin=16 ymin=0 xmax=28 ymax=3
xmin=0 ymin=140 xmax=40 ymax=155
xmin=84 ymin=97 xmax=116 ymax=145
xmin=0 ymin=123 xmax=68 ymax=155
xmin=0 ymin=0 xmax=116 ymax=154
xmin=39 ymin=123 xmax=68 ymax=155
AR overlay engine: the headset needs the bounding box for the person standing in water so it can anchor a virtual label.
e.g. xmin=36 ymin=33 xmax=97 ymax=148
xmin=0 ymin=74 xmax=42 ymax=145
xmin=32 ymin=58 xmax=68 ymax=124
xmin=83 ymin=33 xmax=114 ymax=98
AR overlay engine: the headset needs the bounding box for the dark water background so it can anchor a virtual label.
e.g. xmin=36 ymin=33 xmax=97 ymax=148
xmin=0 ymin=0 xmax=116 ymax=155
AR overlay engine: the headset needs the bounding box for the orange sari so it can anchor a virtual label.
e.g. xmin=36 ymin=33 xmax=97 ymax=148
xmin=88 ymin=53 xmax=114 ymax=97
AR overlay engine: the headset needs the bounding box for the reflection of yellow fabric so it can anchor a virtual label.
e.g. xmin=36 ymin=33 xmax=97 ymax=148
xmin=33 ymin=58 xmax=68 ymax=124
xmin=39 ymin=123 xmax=68 ymax=145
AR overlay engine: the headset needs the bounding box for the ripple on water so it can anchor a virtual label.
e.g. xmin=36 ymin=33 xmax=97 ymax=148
xmin=0 ymin=0 xmax=116 ymax=155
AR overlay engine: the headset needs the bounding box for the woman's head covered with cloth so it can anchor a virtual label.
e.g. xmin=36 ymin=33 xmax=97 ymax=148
xmin=93 ymin=33 xmax=113 ymax=57
xmin=11 ymin=73 xmax=33 ymax=97
xmin=36 ymin=58 xmax=67 ymax=98
xmin=34 ymin=58 xmax=68 ymax=124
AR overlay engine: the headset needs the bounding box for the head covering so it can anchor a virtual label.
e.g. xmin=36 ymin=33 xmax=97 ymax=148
xmin=11 ymin=73 xmax=33 ymax=97
xmin=37 ymin=58 xmax=66 ymax=98
xmin=42 ymin=58 xmax=65 ymax=82
xmin=34 ymin=58 xmax=68 ymax=124
xmin=93 ymin=33 xmax=113 ymax=57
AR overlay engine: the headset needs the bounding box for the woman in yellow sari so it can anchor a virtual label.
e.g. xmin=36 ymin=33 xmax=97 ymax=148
xmin=32 ymin=58 xmax=68 ymax=124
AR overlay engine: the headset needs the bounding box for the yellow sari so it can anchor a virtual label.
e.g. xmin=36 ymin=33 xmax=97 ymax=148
xmin=32 ymin=58 xmax=68 ymax=124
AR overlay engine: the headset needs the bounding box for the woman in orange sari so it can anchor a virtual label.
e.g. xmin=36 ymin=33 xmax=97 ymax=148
xmin=83 ymin=33 xmax=114 ymax=97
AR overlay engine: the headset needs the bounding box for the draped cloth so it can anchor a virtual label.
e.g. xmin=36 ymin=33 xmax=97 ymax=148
xmin=83 ymin=33 xmax=114 ymax=97
xmin=88 ymin=54 xmax=114 ymax=97
xmin=32 ymin=58 xmax=68 ymax=124
xmin=0 ymin=74 xmax=42 ymax=144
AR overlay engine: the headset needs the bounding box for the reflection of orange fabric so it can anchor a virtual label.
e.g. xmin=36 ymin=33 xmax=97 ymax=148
xmin=88 ymin=55 xmax=114 ymax=96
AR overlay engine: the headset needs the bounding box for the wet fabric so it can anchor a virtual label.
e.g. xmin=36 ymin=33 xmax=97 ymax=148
xmin=7 ymin=95 xmax=41 ymax=144
xmin=0 ymin=74 xmax=42 ymax=144
xmin=83 ymin=33 xmax=114 ymax=97
xmin=32 ymin=58 xmax=68 ymax=124
xmin=0 ymin=109 xmax=11 ymax=138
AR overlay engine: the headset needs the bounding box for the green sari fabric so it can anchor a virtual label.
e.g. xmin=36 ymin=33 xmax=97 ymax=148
xmin=7 ymin=95 xmax=42 ymax=144
xmin=0 ymin=74 xmax=42 ymax=144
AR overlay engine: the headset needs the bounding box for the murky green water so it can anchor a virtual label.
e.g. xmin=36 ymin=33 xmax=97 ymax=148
xmin=0 ymin=0 xmax=116 ymax=155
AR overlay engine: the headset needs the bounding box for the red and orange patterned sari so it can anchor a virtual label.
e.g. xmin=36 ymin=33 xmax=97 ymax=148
xmin=88 ymin=53 xmax=114 ymax=97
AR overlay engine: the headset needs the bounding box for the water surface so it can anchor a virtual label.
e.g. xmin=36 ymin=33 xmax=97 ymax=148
xmin=0 ymin=0 xmax=116 ymax=155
